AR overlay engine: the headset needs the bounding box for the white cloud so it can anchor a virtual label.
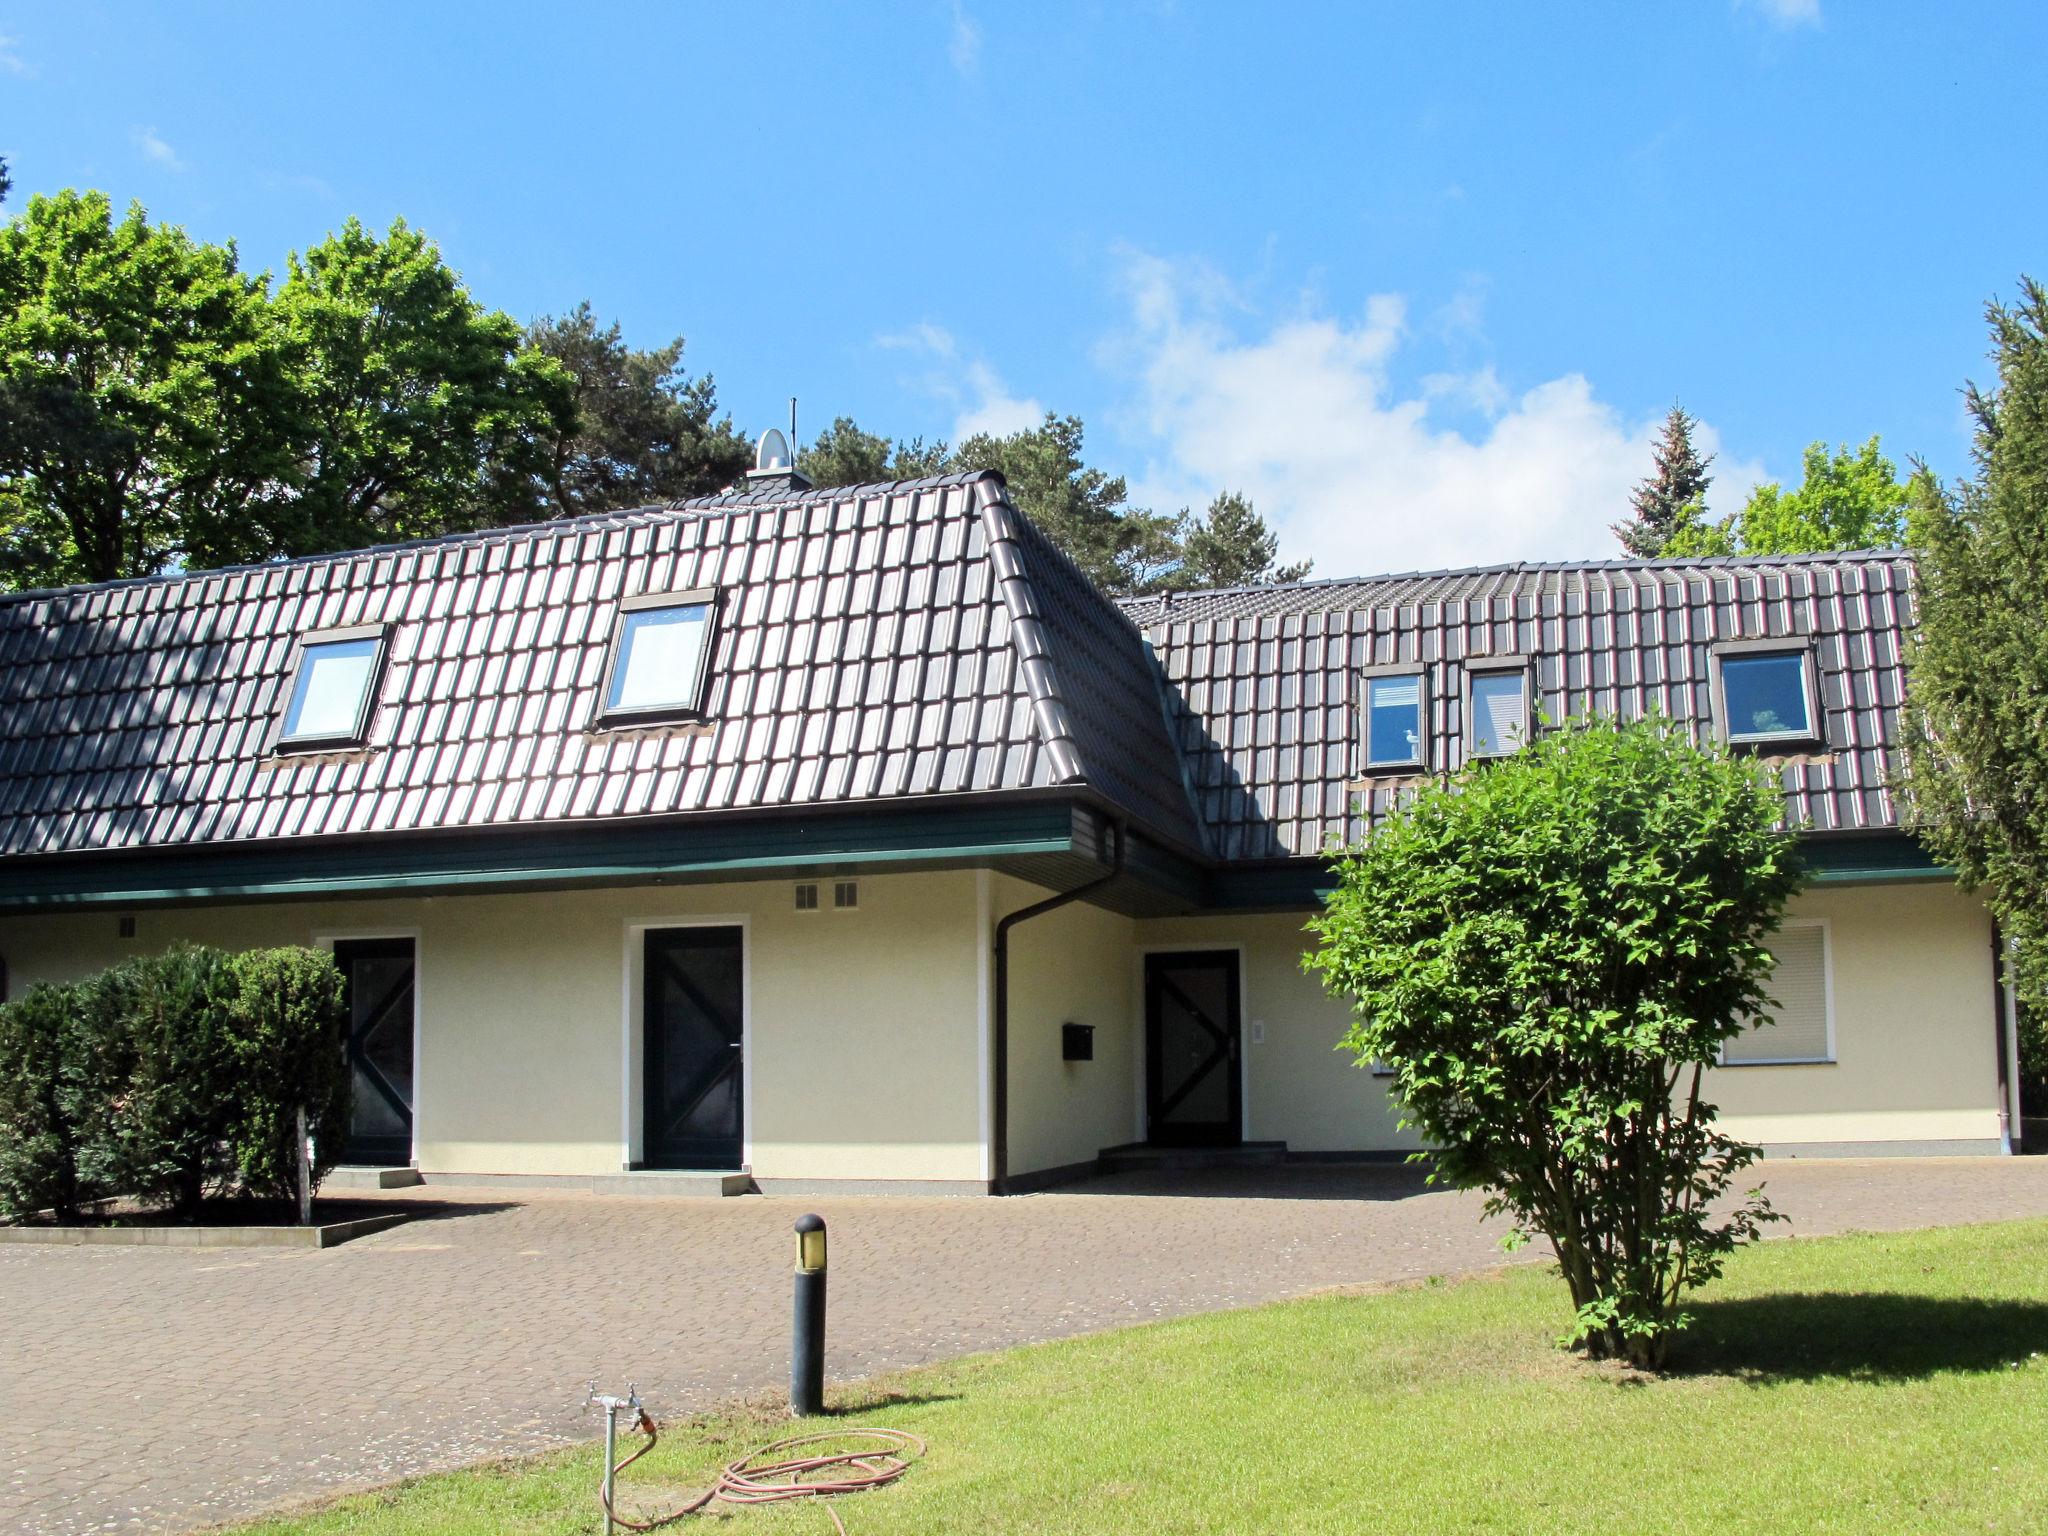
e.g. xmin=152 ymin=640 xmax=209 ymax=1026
xmin=948 ymin=2 xmax=981 ymax=75
xmin=878 ymin=323 xmax=1044 ymax=441
xmin=0 ymin=34 xmax=31 ymax=75
xmin=1741 ymin=0 xmax=1821 ymax=28
xmin=131 ymin=126 xmax=184 ymax=172
xmin=1106 ymin=250 xmax=1766 ymax=578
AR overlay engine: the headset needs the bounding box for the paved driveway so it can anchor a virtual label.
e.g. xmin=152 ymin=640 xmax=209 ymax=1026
xmin=6 ymin=1157 xmax=2048 ymax=1534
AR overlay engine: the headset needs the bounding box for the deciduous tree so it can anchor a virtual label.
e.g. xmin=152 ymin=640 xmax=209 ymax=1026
xmin=0 ymin=190 xmax=304 ymax=585
xmin=1307 ymin=714 xmax=1799 ymax=1369
xmin=1667 ymin=437 xmax=1916 ymax=557
xmin=273 ymin=217 xmax=575 ymax=551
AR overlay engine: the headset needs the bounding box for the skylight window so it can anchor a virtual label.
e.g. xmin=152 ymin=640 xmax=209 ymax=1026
xmin=276 ymin=627 xmax=386 ymax=749
xmin=599 ymin=589 xmax=717 ymax=724
xmin=1718 ymin=650 xmax=1816 ymax=745
xmin=1363 ymin=673 xmax=1425 ymax=769
xmin=1468 ymin=669 xmax=1528 ymax=758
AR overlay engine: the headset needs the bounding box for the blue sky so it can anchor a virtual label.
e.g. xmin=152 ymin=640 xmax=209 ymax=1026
xmin=3 ymin=2 xmax=2043 ymax=575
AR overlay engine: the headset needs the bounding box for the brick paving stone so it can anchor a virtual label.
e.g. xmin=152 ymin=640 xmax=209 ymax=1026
xmin=4 ymin=1157 xmax=2048 ymax=1533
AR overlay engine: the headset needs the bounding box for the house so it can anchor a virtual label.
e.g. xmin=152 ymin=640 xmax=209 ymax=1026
xmin=0 ymin=461 xmax=2021 ymax=1193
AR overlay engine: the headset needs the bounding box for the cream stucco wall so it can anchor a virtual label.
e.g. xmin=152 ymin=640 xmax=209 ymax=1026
xmin=1708 ymin=881 xmax=2002 ymax=1150
xmin=1136 ymin=881 xmax=2003 ymax=1156
xmin=997 ymin=875 xmax=1140 ymax=1177
xmin=1132 ymin=911 xmax=1415 ymax=1154
xmin=0 ymin=870 xmax=986 ymax=1183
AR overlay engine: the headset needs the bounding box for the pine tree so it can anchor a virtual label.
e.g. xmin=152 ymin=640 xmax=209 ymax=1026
xmin=1169 ymin=491 xmax=1312 ymax=589
xmin=1900 ymin=276 xmax=2048 ymax=1106
xmin=1614 ymin=405 xmax=1714 ymax=557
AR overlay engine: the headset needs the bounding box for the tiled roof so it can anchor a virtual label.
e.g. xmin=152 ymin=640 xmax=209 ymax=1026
xmin=0 ymin=472 xmax=1202 ymax=859
xmin=1120 ymin=554 xmax=1917 ymax=860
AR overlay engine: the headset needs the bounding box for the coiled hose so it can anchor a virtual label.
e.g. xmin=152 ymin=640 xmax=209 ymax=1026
xmin=601 ymin=1411 xmax=924 ymax=1534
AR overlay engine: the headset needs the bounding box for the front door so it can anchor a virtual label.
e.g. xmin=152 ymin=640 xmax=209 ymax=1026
xmin=643 ymin=926 xmax=745 ymax=1169
xmin=1144 ymin=950 xmax=1243 ymax=1147
xmin=334 ymin=937 xmax=416 ymax=1166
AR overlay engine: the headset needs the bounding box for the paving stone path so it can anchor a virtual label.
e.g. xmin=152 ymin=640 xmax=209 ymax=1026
xmin=6 ymin=1156 xmax=2048 ymax=1534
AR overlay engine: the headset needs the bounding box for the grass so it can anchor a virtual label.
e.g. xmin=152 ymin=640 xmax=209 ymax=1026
xmin=226 ymin=1219 xmax=2048 ymax=1535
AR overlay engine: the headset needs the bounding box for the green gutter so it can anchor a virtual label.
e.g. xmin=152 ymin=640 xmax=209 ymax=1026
xmin=0 ymin=801 xmax=1081 ymax=912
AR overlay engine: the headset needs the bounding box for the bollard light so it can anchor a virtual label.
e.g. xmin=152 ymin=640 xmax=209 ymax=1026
xmin=795 ymin=1212 xmax=827 ymax=1273
xmin=791 ymin=1214 xmax=828 ymax=1416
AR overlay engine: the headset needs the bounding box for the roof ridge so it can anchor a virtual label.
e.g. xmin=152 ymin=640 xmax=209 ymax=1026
xmin=0 ymin=469 xmax=1012 ymax=610
xmin=1117 ymin=547 xmax=1918 ymax=613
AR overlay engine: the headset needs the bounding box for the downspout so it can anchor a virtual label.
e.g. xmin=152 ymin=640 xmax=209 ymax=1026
xmin=1992 ymin=919 xmax=2016 ymax=1155
xmin=990 ymin=817 xmax=1127 ymax=1192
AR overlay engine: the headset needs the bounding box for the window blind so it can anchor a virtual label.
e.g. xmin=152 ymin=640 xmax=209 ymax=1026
xmin=1724 ymin=923 xmax=1831 ymax=1064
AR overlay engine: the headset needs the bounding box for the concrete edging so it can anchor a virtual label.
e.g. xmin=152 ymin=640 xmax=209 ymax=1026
xmin=0 ymin=1211 xmax=413 ymax=1250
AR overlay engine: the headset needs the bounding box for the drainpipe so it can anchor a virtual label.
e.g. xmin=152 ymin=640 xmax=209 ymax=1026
xmin=990 ymin=817 xmax=1127 ymax=1193
xmin=1992 ymin=919 xmax=2017 ymax=1155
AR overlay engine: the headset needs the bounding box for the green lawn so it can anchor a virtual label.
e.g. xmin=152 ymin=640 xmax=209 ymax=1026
xmin=229 ymin=1220 xmax=2048 ymax=1535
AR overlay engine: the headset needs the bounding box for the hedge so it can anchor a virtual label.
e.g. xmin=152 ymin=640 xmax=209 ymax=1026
xmin=0 ymin=944 xmax=350 ymax=1221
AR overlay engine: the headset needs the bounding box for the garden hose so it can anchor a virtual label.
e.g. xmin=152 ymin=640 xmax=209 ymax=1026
xmin=600 ymin=1411 xmax=923 ymax=1534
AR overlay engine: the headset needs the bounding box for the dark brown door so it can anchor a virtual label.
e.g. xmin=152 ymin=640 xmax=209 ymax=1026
xmin=334 ymin=938 xmax=416 ymax=1166
xmin=644 ymin=926 xmax=745 ymax=1168
xmin=1145 ymin=951 xmax=1242 ymax=1147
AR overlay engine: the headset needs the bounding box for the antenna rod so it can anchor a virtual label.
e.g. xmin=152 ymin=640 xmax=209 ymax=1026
xmin=790 ymin=396 xmax=797 ymax=451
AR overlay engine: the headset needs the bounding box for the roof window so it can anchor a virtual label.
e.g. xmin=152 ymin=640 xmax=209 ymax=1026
xmin=1717 ymin=648 xmax=1816 ymax=746
xmin=598 ymin=588 xmax=718 ymax=725
xmin=1363 ymin=673 xmax=1425 ymax=770
xmin=275 ymin=625 xmax=387 ymax=750
xmin=1467 ymin=668 xmax=1528 ymax=759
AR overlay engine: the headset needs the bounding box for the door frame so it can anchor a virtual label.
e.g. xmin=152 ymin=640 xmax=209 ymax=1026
xmin=315 ymin=927 xmax=422 ymax=1168
xmin=1141 ymin=947 xmax=1246 ymax=1148
xmin=620 ymin=914 xmax=751 ymax=1171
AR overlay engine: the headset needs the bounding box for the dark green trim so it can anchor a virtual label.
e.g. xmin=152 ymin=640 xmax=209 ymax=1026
xmin=0 ymin=801 xmax=1080 ymax=912
xmin=1203 ymin=830 xmax=1954 ymax=912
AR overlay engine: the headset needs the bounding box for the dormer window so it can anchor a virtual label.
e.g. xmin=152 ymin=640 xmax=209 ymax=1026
xmin=1363 ymin=672 xmax=1425 ymax=770
xmin=598 ymin=588 xmax=718 ymax=725
xmin=1715 ymin=646 xmax=1818 ymax=747
xmin=275 ymin=625 xmax=387 ymax=750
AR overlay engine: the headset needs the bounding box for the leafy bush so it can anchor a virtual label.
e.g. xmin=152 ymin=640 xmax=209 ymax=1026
xmin=223 ymin=946 xmax=350 ymax=1200
xmin=0 ymin=943 xmax=350 ymax=1221
xmin=0 ymin=980 xmax=95 ymax=1219
xmin=82 ymin=944 xmax=242 ymax=1219
xmin=1307 ymin=714 xmax=1805 ymax=1369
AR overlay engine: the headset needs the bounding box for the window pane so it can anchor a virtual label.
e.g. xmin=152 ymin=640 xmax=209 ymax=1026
xmin=1724 ymin=924 xmax=1830 ymax=1064
xmin=1470 ymin=671 xmax=1525 ymax=756
xmin=608 ymin=604 xmax=711 ymax=714
xmin=1722 ymin=652 xmax=1811 ymax=740
xmin=1366 ymin=675 xmax=1423 ymax=766
xmin=282 ymin=638 xmax=379 ymax=742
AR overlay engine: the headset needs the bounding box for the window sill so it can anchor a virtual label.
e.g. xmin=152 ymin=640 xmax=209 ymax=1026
xmin=1718 ymin=1057 xmax=1835 ymax=1068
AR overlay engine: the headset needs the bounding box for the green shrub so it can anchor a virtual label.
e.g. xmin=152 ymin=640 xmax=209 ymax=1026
xmin=222 ymin=946 xmax=349 ymax=1201
xmin=81 ymin=944 xmax=242 ymax=1219
xmin=1306 ymin=714 xmax=1804 ymax=1370
xmin=0 ymin=981 xmax=94 ymax=1219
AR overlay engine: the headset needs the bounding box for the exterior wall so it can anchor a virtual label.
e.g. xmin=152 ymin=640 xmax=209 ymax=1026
xmin=997 ymin=875 xmax=1139 ymax=1178
xmin=0 ymin=870 xmax=986 ymax=1184
xmin=1709 ymin=881 xmax=2001 ymax=1151
xmin=1132 ymin=911 xmax=1415 ymax=1154
xmin=1134 ymin=881 xmax=2001 ymax=1157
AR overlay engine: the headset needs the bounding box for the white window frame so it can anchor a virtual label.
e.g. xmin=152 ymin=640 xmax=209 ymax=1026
xmin=594 ymin=587 xmax=720 ymax=728
xmin=1711 ymin=641 xmax=1822 ymax=750
xmin=1360 ymin=668 xmax=1427 ymax=773
xmin=272 ymin=623 xmax=389 ymax=752
xmin=1720 ymin=916 xmax=1836 ymax=1067
xmin=1464 ymin=658 xmax=1533 ymax=761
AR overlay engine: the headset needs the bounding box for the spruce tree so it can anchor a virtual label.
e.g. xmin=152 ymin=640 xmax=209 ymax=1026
xmin=1900 ymin=277 xmax=2048 ymax=1105
xmin=1614 ymin=404 xmax=1714 ymax=557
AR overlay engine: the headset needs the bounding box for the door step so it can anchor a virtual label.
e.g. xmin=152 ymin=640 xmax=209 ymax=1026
xmin=1098 ymin=1141 xmax=1289 ymax=1175
xmin=325 ymin=1165 xmax=424 ymax=1190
